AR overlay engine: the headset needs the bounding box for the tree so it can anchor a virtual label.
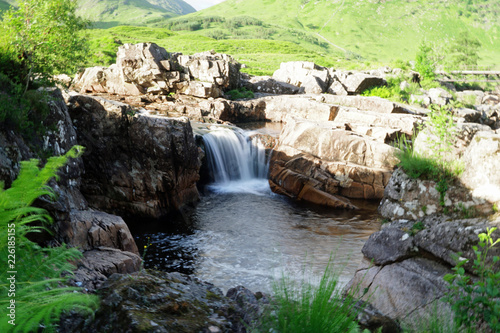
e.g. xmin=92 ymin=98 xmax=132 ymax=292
xmin=414 ymin=40 xmax=436 ymax=80
xmin=2 ymin=0 xmax=89 ymax=89
xmin=448 ymin=31 xmax=481 ymax=69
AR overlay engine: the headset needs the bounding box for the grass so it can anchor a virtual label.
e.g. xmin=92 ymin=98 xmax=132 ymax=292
xmin=254 ymin=255 xmax=361 ymax=333
xmin=187 ymin=0 xmax=500 ymax=69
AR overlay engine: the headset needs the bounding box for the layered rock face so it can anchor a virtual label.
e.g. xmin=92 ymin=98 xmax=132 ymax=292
xmin=66 ymin=93 xmax=201 ymax=220
xmin=269 ymin=117 xmax=398 ymax=206
xmin=0 ymin=88 xmax=142 ymax=291
xmin=73 ymin=43 xmax=241 ymax=99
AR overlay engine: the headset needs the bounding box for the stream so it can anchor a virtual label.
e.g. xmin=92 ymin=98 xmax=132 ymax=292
xmin=131 ymin=123 xmax=381 ymax=294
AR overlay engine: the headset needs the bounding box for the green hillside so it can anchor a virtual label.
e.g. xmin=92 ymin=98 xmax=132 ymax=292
xmin=172 ymin=0 xmax=500 ymax=69
xmin=77 ymin=0 xmax=196 ymax=28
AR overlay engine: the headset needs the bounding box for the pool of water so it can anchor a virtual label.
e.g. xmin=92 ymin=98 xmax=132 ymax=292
xmin=132 ymin=180 xmax=381 ymax=294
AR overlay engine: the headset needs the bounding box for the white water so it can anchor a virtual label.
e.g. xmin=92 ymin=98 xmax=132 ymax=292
xmin=202 ymin=126 xmax=270 ymax=195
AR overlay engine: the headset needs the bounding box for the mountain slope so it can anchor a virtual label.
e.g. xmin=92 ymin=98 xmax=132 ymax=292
xmin=185 ymin=0 xmax=500 ymax=68
xmin=77 ymin=0 xmax=196 ymax=28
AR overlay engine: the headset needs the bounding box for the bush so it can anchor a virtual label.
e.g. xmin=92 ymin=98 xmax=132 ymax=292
xmin=254 ymin=256 xmax=361 ymax=332
xmin=0 ymin=146 xmax=99 ymax=332
xmin=444 ymin=228 xmax=500 ymax=331
xmin=226 ymin=87 xmax=254 ymax=100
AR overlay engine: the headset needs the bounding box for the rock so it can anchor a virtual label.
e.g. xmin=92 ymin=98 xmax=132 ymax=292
xmin=328 ymin=80 xmax=349 ymax=95
xmin=361 ymin=227 xmax=417 ymax=265
xmin=177 ymin=50 xmax=241 ymax=92
xmin=482 ymin=94 xmax=500 ymax=105
xmin=261 ymin=95 xmax=338 ymax=122
xmin=269 ymin=117 xmax=397 ymax=203
xmin=339 ymin=73 xmax=386 ymax=94
xmin=378 ymin=168 xmax=495 ymax=220
xmin=61 ymin=210 xmax=139 ymax=255
xmin=72 ymin=248 xmax=142 ymax=292
xmin=413 ymin=216 xmax=500 ymax=273
xmin=74 ymin=43 xmax=242 ymax=99
xmin=247 ymin=76 xmax=303 ymax=95
xmin=278 ymin=117 xmax=399 ymax=169
xmin=399 ymin=81 xmax=410 ymax=91
xmin=428 ymin=87 xmax=452 ymax=106
xmin=67 ymin=94 xmax=201 ymax=220
xmin=314 ymin=94 xmax=407 ymax=114
xmin=226 ymin=286 xmax=270 ymax=331
xmin=454 ymin=107 xmax=482 ymax=123
xmin=346 ymin=257 xmax=452 ymax=327
xmin=332 ymin=108 xmax=421 ymax=137
xmin=456 ymin=90 xmax=484 ymax=106
xmin=410 ymin=94 xmax=431 ymax=107
xmin=273 ymin=61 xmax=331 ymax=94
xmin=71 ymin=270 xmax=259 ymax=333
xmin=460 ymin=131 xmax=500 ymax=206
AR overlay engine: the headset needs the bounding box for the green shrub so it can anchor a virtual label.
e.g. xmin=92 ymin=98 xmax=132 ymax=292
xmin=254 ymin=256 xmax=361 ymax=333
xmin=415 ymin=41 xmax=436 ymax=80
xmin=226 ymin=87 xmax=254 ymax=100
xmin=444 ymin=227 xmax=500 ymax=331
xmin=0 ymin=146 xmax=99 ymax=332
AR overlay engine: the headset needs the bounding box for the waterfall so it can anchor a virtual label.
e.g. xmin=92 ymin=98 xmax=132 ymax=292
xmin=200 ymin=125 xmax=270 ymax=194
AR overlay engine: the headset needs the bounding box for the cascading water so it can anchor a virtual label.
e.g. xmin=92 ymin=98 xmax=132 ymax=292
xmin=200 ymin=125 xmax=270 ymax=194
xmin=132 ymin=122 xmax=381 ymax=294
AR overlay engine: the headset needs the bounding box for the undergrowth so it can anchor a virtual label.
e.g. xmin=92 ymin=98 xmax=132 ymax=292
xmin=0 ymin=146 xmax=99 ymax=332
xmin=253 ymin=255 xmax=361 ymax=333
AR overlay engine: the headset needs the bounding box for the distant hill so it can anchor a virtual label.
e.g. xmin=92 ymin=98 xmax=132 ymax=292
xmin=1 ymin=0 xmax=196 ymax=28
xmin=178 ymin=0 xmax=500 ymax=68
xmin=77 ymin=0 xmax=196 ymax=28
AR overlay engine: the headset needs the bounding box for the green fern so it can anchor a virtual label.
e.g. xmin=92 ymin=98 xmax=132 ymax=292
xmin=0 ymin=146 xmax=99 ymax=333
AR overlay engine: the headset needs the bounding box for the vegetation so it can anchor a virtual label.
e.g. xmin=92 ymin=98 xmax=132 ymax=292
xmin=226 ymin=87 xmax=254 ymax=100
xmin=0 ymin=146 xmax=99 ymax=332
xmin=188 ymin=0 xmax=500 ymax=69
xmin=444 ymin=227 xmax=500 ymax=332
xmin=1 ymin=0 xmax=89 ymax=89
xmin=254 ymin=256 xmax=361 ymax=333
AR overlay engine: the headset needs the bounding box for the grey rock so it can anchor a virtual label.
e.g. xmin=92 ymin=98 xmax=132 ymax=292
xmin=340 ymin=73 xmax=386 ymax=94
xmin=362 ymin=227 xmax=417 ymax=265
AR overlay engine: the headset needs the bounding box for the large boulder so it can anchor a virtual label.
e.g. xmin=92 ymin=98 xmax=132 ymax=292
xmin=67 ymin=94 xmax=201 ymax=220
xmin=73 ymin=43 xmax=242 ymax=99
xmin=269 ymin=117 xmax=397 ymax=204
xmin=460 ymin=131 xmax=500 ymax=206
xmin=273 ymin=61 xmax=331 ymax=94
xmin=245 ymin=76 xmax=303 ymax=95
xmin=337 ymin=72 xmax=386 ymax=95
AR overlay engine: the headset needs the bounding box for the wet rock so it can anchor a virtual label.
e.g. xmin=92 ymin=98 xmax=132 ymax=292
xmin=73 ymin=270 xmax=259 ymax=333
xmin=67 ymin=94 xmax=201 ymax=220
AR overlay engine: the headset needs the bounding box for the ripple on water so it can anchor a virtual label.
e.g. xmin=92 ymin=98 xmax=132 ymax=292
xmin=133 ymin=184 xmax=381 ymax=294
